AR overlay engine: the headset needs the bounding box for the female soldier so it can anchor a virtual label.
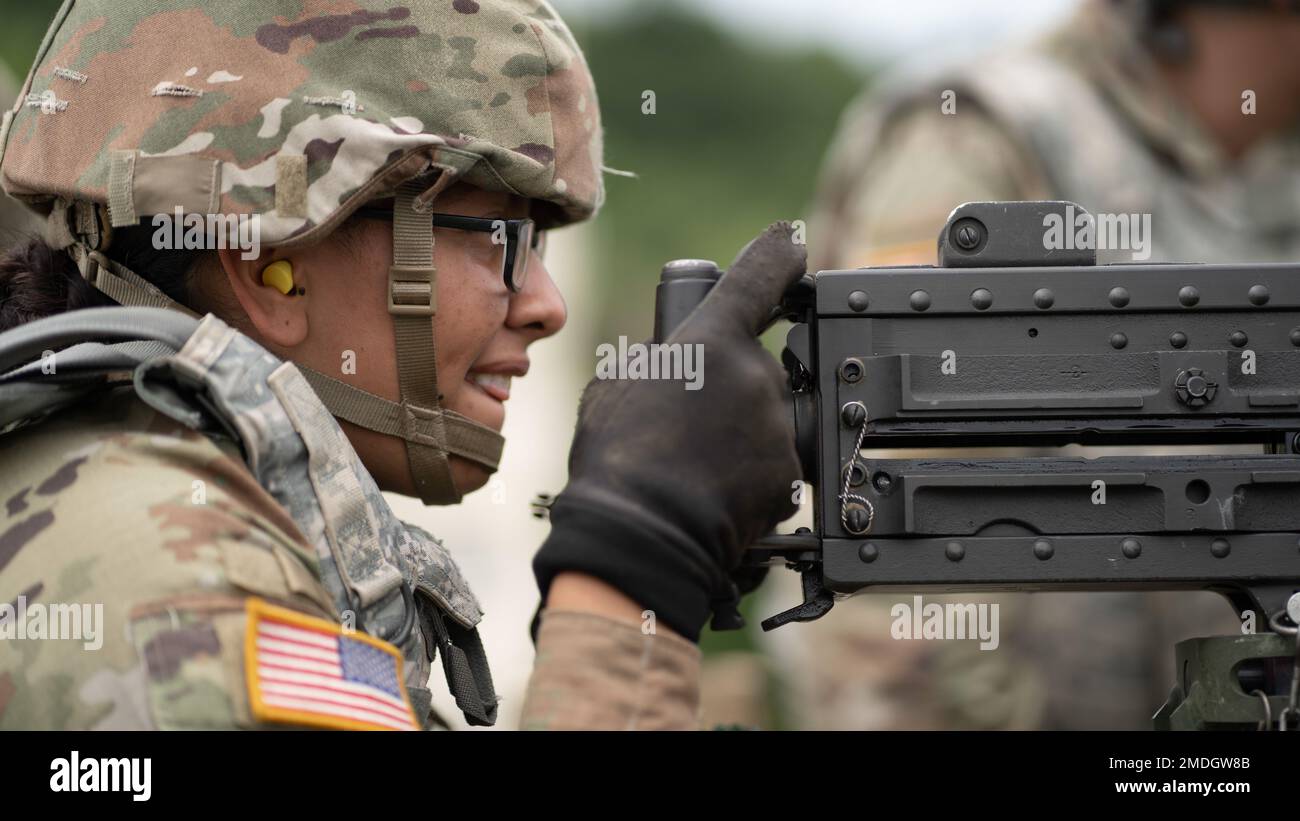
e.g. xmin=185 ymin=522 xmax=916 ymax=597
xmin=0 ymin=0 xmax=802 ymax=729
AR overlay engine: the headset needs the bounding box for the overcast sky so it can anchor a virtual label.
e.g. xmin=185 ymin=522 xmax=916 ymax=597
xmin=552 ymin=0 xmax=1083 ymax=72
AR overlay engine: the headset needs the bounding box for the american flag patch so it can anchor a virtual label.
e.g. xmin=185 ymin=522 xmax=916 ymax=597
xmin=244 ymin=598 xmax=418 ymax=731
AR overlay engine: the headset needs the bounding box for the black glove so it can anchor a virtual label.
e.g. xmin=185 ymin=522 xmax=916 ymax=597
xmin=533 ymin=222 xmax=805 ymax=641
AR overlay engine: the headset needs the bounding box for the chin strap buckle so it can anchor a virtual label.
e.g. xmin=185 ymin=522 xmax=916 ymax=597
xmin=388 ymin=265 xmax=437 ymax=317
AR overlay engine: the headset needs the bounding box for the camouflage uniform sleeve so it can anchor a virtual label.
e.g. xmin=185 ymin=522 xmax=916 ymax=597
xmin=0 ymin=392 xmax=338 ymax=730
xmin=813 ymin=99 xmax=1053 ymax=269
xmin=519 ymin=610 xmax=701 ymax=730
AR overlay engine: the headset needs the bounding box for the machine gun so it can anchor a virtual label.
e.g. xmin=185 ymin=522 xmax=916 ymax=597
xmin=654 ymin=201 xmax=1300 ymax=730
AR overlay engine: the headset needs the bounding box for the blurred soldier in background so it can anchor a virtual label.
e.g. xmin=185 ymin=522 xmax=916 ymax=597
xmin=777 ymin=0 xmax=1300 ymax=729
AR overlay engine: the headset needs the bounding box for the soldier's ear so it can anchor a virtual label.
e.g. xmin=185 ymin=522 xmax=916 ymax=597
xmin=216 ymin=247 xmax=309 ymax=349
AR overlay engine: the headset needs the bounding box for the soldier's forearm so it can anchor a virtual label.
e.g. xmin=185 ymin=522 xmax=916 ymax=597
xmin=519 ymin=605 xmax=701 ymax=730
xmin=544 ymin=572 xmax=650 ymax=627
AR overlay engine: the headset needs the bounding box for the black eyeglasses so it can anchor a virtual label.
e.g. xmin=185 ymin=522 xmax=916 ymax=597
xmin=356 ymin=206 xmax=544 ymax=293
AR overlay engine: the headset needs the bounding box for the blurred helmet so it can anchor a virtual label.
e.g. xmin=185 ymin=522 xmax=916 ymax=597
xmin=0 ymin=0 xmax=606 ymax=504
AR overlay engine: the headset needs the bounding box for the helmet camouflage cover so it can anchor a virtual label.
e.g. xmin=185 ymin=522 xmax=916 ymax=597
xmin=0 ymin=0 xmax=606 ymax=506
xmin=0 ymin=0 xmax=604 ymax=242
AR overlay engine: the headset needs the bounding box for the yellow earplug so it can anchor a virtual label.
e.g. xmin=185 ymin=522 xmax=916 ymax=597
xmin=261 ymin=260 xmax=295 ymax=295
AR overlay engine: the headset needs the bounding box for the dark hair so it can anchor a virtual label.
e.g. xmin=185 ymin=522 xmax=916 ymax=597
xmin=0 ymin=225 xmax=205 ymax=333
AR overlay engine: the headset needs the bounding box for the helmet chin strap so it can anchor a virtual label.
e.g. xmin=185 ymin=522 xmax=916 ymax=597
xmin=63 ymin=181 xmax=504 ymax=506
xmin=380 ymin=177 xmax=501 ymax=504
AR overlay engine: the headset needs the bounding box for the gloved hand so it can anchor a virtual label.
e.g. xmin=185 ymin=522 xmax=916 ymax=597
xmin=534 ymin=222 xmax=805 ymax=641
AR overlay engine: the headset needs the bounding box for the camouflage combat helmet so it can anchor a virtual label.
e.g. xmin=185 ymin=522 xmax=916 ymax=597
xmin=0 ymin=0 xmax=605 ymax=504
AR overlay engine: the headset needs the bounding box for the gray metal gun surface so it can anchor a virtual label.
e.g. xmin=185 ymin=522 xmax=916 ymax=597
xmin=655 ymin=201 xmax=1300 ymax=729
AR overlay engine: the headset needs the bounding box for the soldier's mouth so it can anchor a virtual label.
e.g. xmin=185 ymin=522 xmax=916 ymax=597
xmin=466 ymin=372 xmax=512 ymax=402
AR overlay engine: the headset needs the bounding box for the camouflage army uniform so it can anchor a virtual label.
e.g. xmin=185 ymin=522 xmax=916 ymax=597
xmin=783 ymin=0 xmax=1300 ymax=730
xmin=0 ymin=385 xmax=340 ymax=729
xmin=0 ymin=0 xmax=702 ymax=730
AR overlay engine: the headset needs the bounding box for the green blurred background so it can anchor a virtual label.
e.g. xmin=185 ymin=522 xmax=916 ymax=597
xmin=557 ymin=2 xmax=865 ymax=341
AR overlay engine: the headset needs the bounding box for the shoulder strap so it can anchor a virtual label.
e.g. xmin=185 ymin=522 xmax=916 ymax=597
xmin=0 ymin=306 xmax=196 ymax=375
xmin=0 ymin=308 xmax=199 ymax=433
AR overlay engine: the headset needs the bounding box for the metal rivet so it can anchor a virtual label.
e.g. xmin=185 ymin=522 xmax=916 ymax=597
xmin=1248 ymin=285 xmax=1269 ymax=306
xmin=848 ymin=290 xmax=870 ymax=312
xmin=1121 ymin=537 xmax=1141 ymax=559
xmin=945 ymin=541 xmax=965 ymax=561
xmin=1170 ymin=331 xmax=1188 ymax=349
xmin=1291 ymin=328 xmax=1300 ymax=347
xmin=841 ymin=401 xmax=866 ymax=427
xmin=858 ymin=542 xmax=878 ymax=563
xmin=1229 ymin=331 xmax=1248 ymax=348
xmin=1178 ymin=286 xmax=1200 ymax=307
xmin=1110 ymin=332 xmax=1127 ymax=349
xmin=971 ymin=288 xmax=993 ymax=310
xmin=954 ymin=224 xmax=981 ymax=250
xmin=1033 ymin=288 xmax=1054 ymax=309
xmin=843 ymin=463 xmax=867 ymax=488
xmin=1033 ymin=539 xmax=1053 ymax=560
xmin=910 ymin=290 xmax=931 ymax=311
xmin=839 ymin=357 xmax=864 ymax=383
xmin=844 ymin=504 xmax=871 ymax=534
xmin=1210 ymin=538 xmax=1230 ymax=559
xmin=1108 ymin=286 xmax=1130 ymax=308
xmin=871 ymin=471 xmax=893 ymax=493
